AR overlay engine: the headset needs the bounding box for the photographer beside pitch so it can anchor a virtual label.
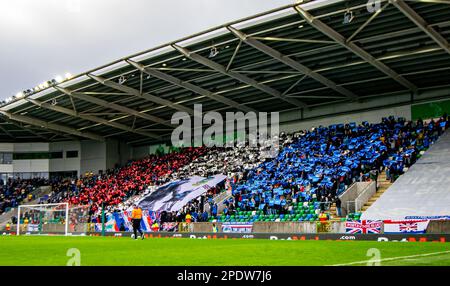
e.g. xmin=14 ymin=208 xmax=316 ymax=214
xmin=131 ymin=204 xmax=144 ymax=240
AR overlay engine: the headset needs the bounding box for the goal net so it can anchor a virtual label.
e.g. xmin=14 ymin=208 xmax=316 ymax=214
xmin=17 ymin=203 xmax=91 ymax=236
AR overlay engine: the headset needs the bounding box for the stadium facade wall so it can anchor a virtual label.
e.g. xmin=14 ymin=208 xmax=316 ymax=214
xmin=0 ymin=143 xmax=14 ymax=176
xmin=119 ymin=140 xmax=132 ymax=166
xmin=80 ymin=139 xmax=132 ymax=175
xmin=80 ymin=140 xmax=106 ymax=175
xmin=0 ymin=142 xmax=79 ymax=179
xmin=13 ymin=143 xmax=52 ymax=177
xmin=131 ymin=144 xmax=170 ymax=160
xmin=105 ymin=140 xmax=132 ymax=170
xmin=279 ymin=86 xmax=450 ymax=133
xmin=0 ymin=143 xmax=14 ymax=152
xmin=131 ymin=145 xmax=150 ymax=160
xmin=49 ymin=141 xmax=81 ymax=175
xmin=0 ymin=163 xmax=13 ymax=174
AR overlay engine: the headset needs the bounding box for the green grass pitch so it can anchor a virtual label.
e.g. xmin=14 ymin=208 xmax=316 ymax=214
xmin=0 ymin=236 xmax=449 ymax=266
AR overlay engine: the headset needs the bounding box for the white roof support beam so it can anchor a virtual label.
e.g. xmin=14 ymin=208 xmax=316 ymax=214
xmin=391 ymin=0 xmax=450 ymax=55
xmin=55 ymin=86 xmax=173 ymax=128
xmin=227 ymin=26 xmax=358 ymax=101
xmin=0 ymin=110 xmax=104 ymax=141
xmin=125 ymin=59 xmax=256 ymax=113
xmin=87 ymin=74 xmax=194 ymax=115
xmin=25 ymin=98 xmax=160 ymax=139
xmin=172 ymin=44 xmax=308 ymax=109
xmin=294 ymin=5 xmax=418 ymax=93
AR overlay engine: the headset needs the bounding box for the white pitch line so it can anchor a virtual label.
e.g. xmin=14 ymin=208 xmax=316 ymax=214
xmin=330 ymin=250 xmax=450 ymax=266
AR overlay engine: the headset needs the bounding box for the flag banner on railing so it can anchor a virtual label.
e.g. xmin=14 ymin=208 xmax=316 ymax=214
xmin=345 ymin=220 xmax=382 ymax=234
xmin=161 ymin=222 xmax=178 ymax=232
xmin=405 ymin=215 xmax=450 ymax=220
xmin=383 ymin=220 xmax=429 ymax=234
xmin=94 ymin=223 xmax=102 ymax=232
xmin=138 ymin=175 xmax=226 ymax=212
xmin=221 ymin=222 xmax=253 ymax=233
xmin=27 ymin=224 xmax=40 ymax=232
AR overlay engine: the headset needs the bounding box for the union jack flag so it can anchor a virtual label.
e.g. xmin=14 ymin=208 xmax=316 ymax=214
xmin=383 ymin=220 xmax=429 ymax=233
xmin=345 ymin=220 xmax=382 ymax=234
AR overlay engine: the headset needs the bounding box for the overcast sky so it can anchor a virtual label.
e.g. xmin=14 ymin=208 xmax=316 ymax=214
xmin=0 ymin=0 xmax=295 ymax=100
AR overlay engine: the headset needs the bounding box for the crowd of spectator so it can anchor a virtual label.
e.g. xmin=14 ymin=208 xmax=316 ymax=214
xmin=103 ymin=141 xmax=269 ymax=221
xmin=0 ymin=177 xmax=48 ymax=215
xmin=171 ymin=185 xmax=225 ymax=223
xmin=172 ymin=144 xmax=266 ymax=181
xmin=41 ymin=147 xmax=207 ymax=214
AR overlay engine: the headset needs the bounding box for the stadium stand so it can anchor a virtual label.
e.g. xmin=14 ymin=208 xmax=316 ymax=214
xmin=2 ymin=114 xmax=447 ymax=226
xmin=6 ymin=114 xmax=443 ymax=224
xmin=210 ymin=116 xmax=449 ymax=223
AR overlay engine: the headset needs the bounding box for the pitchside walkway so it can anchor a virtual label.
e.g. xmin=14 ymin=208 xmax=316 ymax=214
xmin=362 ymin=130 xmax=450 ymax=220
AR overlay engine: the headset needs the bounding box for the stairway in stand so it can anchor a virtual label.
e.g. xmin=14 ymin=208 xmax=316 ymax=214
xmin=327 ymin=171 xmax=393 ymax=221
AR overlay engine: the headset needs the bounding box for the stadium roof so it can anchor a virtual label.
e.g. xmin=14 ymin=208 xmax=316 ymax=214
xmin=1 ymin=0 xmax=449 ymax=146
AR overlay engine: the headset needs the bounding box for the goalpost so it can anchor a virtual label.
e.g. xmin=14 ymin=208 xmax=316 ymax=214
xmin=16 ymin=203 xmax=91 ymax=236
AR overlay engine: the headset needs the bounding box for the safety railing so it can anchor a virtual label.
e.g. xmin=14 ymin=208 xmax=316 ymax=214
xmin=339 ymin=181 xmax=374 ymax=216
